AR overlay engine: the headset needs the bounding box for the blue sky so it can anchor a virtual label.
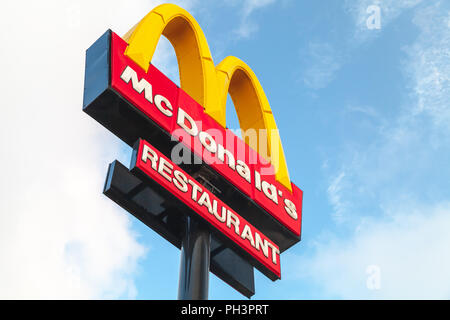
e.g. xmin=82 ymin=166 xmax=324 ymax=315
xmin=1 ymin=0 xmax=449 ymax=299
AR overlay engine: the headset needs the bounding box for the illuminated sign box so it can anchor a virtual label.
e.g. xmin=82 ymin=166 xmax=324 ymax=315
xmin=132 ymin=138 xmax=280 ymax=278
xmin=104 ymin=160 xmax=255 ymax=297
xmin=83 ymin=30 xmax=302 ymax=252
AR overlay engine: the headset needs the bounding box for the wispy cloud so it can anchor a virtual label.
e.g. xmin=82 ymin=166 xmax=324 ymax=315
xmin=293 ymin=0 xmax=450 ymax=299
xmin=322 ymin=0 xmax=450 ymax=221
xmin=327 ymin=171 xmax=348 ymax=223
xmin=301 ymin=42 xmax=342 ymax=90
xmin=405 ymin=3 xmax=450 ymax=127
xmin=345 ymin=0 xmax=424 ymax=42
xmin=233 ymin=0 xmax=276 ymax=39
xmin=300 ymin=0 xmax=425 ymax=91
xmin=346 ymin=105 xmax=380 ymax=119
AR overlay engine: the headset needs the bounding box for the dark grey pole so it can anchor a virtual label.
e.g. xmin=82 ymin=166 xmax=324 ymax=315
xmin=177 ymin=216 xmax=211 ymax=300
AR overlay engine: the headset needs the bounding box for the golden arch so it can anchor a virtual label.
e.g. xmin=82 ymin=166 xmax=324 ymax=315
xmin=123 ymin=3 xmax=292 ymax=191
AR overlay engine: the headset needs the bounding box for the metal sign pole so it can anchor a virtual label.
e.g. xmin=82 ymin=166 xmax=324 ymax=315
xmin=178 ymin=215 xmax=211 ymax=300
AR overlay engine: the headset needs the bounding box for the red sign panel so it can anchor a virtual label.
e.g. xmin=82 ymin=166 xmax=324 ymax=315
xmin=133 ymin=139 xmax=281 ymax=278
xmin=110 ymin=32 xmax=302 ymax=237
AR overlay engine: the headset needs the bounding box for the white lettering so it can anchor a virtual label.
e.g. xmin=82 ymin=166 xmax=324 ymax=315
xmin=198 ymin=191 xmax=213 ymax=214
xmin=120 ymin=66 xmax=153 ymax=103
xmin=188 ymin=179 xmax=202 ymax=201
xmin=262 ymin=180 xmax=278 ymax=204
xmin=255 ymin=232 xmax=269 ymax=258
xmin=284 ymin=198 xmax=298 ymax=220
xmin=158 ymin=157 xmax=173 ymax=182
xmin=177 ymin=108 xmax=199 ymax=136
xmin=217 ymin=144 xmax=235 ymax=170
xmin=141 ymin=144 xmax=158 ymax=170
xmin=254 ymin=170 xmax=262 ymax=191
xmin=213 ymin=203 xmax=227 ymax=223
xmin=173 ymin=170 xmax=188 ymax=193
xmin=154 ymin=94 xmax=173 ymax=117
xmin=226 ymin=210 xmax=240 ymax=235
xmin=267 ymin=242 xmax=280 ymax=265
xmin=199 ymin=131 xmax=217 ymax=154
xmin=236 ymin=160 xmax=251 ymax=183
xmin=240 ymin=224 xmax=255 ymax=248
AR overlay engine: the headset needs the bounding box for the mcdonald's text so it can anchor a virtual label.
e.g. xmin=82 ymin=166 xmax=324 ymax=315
xmin=110 ymin=32 xmax=302 ymax=236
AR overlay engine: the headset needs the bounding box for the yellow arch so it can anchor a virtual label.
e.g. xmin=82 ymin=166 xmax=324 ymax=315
xmin=215 ymin=57 xmax=291 ymax=188
xmin=123 ymin=3 xmax=291 ymax=191
xmin=123 ymin=4 xmax=220 ymax=112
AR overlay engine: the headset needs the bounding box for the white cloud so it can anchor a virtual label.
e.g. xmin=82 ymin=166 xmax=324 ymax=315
xmin=292 ymin=202 xmax=450 ymax=299
xmin=0 ymin=0 xmax=194 ymax=299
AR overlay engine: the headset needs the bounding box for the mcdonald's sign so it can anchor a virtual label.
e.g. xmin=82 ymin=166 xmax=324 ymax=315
xmin=83 ymin=4 xmax=303 ymax=298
